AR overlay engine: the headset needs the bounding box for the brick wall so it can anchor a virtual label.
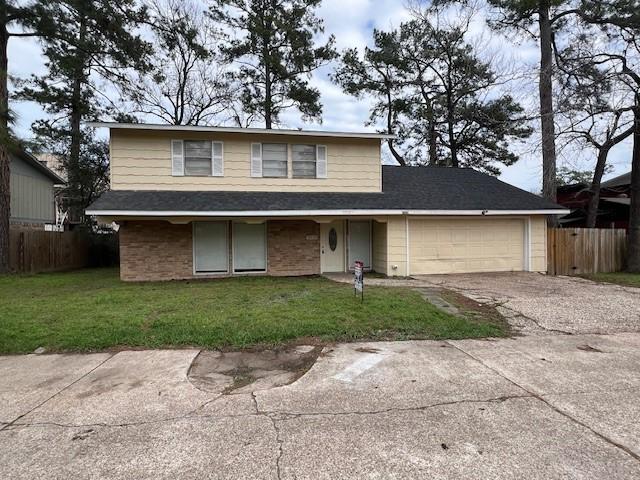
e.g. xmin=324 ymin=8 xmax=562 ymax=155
xmin=118 ymin=219 xmax=321 ymax=281
xmin=119 ymin=221 xmax=193 ymax=281
xmin=267 ymin=220 xmax=320 ymax=276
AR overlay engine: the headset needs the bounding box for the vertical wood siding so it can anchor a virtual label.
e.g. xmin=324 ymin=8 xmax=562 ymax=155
xmin=547 ymin=228 xmax=627 ymax=275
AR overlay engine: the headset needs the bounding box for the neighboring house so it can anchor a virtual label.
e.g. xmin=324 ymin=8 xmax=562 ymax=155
xmin=557 ymin=171 xmax=631 ymax=230
xmin=86 ymin=122 xmax=567 ymax=282
xmin=10 ymin=149 xmax=65 ymax=229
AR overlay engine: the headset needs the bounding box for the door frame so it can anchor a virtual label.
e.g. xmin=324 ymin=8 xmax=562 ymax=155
xmin=320 ymin=220 xmax=346 ymax=273
xmin=347 ymin=219 xmax=372 ymax=271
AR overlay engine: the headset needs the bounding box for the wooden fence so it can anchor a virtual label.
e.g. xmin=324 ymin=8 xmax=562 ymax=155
xmin=547 ymin=228 xmax=627 ymax=276
xmin=9 ymin=228 xmax=90 ymax=274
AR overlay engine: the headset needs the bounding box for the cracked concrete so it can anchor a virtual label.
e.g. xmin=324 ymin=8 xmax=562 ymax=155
xmin=2 ymin=334 xmax=640 ymax=478
xmin=417 ymin=272 xmax=640 ymax=334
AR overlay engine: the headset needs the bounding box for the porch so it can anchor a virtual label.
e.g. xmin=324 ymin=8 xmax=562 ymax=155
xmin=117 ymin=218 xmax=389 ymax=281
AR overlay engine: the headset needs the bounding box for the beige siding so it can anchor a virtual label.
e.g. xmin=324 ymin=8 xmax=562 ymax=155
xmin=530 ymin=216 xmax=547 ymax=272
xmin=386 ymin=216 xmax=408 ymax=276
xmin=371 ymin=220 xmax=387 ymax=274
xmin=110 ymin=130 xmax=382 ymax=192
xmin=10 ymin=155 xmax=55 ymax=224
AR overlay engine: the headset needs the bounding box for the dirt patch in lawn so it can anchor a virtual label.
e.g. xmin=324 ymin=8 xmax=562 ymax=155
xmin=439 ymin=288 xmax=511 ymax=335
xmin=188 ymin=345 xmax=323 ymax=394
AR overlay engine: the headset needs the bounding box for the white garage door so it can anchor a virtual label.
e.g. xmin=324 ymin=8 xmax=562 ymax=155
xmin=409 ymin=218 xmax=525 ymax=274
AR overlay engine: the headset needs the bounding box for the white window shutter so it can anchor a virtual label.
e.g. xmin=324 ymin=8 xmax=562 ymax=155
xmin=171 ymin=140 xmax=184 ymax=176
xmin=212 ymin=141 xmax=224 ymax=177
xmin=316 ymin=145 xmax=327 ymax=178
xmin=251 ymin=143 xmax=262 ymax=177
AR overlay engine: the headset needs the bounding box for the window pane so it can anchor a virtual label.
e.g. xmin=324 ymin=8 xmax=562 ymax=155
xmin=262 ymin=143 xmax=287 ymax=177
xmin=233 ymin=223 xmax=267 ymax=272
xmin=292 ymin=144 xmax=316 ymax=178
xmin=184 ymin=140 xmax=212 ymax=176
xmin=194 ymin=222 xmax=228 ymax=273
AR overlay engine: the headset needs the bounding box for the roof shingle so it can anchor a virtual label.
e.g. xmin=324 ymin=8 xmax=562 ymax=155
xmin=87 ymin=165 xmax=563 ymax=213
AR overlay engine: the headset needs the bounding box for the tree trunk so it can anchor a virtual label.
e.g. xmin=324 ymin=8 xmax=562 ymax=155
xmin=385 ymin=87 xmax=404 ymax=165
xmin=388 ymin=139 xmax=405 ymax=166
xmin=586 ymin=146 xmax=610 ymax=228
xmin=67 ymin=14 xmax=87 ymax=223
xmin=428 ymin=110 xmax=438 ymax=166
xmin=446 ymin=92 xmax=457 ymax=167
xmin=538 ymin=1 xmax=558 ymax=225
xmin=0 ymin=20 xmax=10 ymax=273
xmin=264 ymin=66 xmax=272 ymax=129
xmin=628 ymin=97 xmax=640 ymax=272
xmin=262 ymin=6 xmax=272 ymax=130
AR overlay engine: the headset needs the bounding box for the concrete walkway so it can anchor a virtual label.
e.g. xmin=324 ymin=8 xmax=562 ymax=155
xmin=2 ymin=333 xmax=640 ymax=479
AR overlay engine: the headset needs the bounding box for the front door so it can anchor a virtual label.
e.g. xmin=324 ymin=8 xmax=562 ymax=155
xmin=320 ymin=221 xmax=345 ymax=272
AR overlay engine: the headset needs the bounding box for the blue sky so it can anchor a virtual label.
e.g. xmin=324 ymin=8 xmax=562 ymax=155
xmin=8 ymin=0 xmax=633 ymax=192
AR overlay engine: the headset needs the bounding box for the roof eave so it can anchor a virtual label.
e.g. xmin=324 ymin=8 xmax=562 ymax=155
xmin=86 ymin=208 xmax=571 ymax=217
xmin=86 ymin=121 xmax=396 ymax=140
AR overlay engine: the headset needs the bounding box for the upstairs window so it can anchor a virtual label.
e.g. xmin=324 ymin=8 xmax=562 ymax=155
xmin=172 ymin=140 xmax=223 ymax=177
xmin=292 ymin=144 xmax=316 ymax=178
xmin=184 ymin=140 xmax=212 ymax=176
xmin=250 ymin=142 xmax=326 ymax=179
xmin=261 ymin=143 xmax=288 ymax=178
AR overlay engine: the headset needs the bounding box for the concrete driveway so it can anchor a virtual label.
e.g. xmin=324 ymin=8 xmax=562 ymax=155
xmin=2 ymin=333 xmax=640 ymax=479
xmin=417 ymin=273 xmax=640 ymax=335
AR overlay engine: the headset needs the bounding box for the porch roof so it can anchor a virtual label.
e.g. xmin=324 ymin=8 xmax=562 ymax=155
xmin=87 ymin=166 xmax=568 ymax=217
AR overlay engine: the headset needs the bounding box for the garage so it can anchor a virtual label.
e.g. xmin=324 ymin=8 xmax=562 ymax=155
xmin=409 ymin=217 xmax=526 ymax=274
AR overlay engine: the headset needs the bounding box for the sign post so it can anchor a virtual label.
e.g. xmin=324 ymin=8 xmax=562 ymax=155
xmin=354 ymin=260 xmax=364 ymax=302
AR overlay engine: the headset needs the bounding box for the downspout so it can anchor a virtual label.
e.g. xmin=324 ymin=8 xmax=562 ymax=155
xmin=405 ymin=214 xmax=410 ymax=277
xmin=525 ymin=217 xmax=532 ymax=272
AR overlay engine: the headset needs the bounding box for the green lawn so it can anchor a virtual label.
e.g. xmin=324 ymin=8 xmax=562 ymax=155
xmin=582 ymin=272 xmax=640 ymax=288
xmin=0 ymin=269 xmax=507 ymax=354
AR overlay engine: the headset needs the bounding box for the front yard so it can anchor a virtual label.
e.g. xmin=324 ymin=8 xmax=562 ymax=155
xmin=0 ymin=269 xmax=507 ymax=354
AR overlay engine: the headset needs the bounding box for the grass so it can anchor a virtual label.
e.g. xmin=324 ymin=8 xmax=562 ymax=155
xmin=0 ymin=268 xmax=508 ymax=354
xmin=581 ymin=272 xmax=640 ymax=288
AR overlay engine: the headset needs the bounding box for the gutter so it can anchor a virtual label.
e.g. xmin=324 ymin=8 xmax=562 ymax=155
xmin=85 ymin=209 xmax=571 ymax=217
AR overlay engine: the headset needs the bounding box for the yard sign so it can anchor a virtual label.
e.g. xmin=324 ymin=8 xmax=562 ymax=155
xmin=354 ymin=260 xmax=364 ymax=302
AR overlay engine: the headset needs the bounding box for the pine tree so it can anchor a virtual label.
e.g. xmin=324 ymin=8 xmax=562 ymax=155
xmin=19 ymin=0 xmax=150 ymax=223
xmin=334 ymin=16 xmax=532 ymax=175
xmin=209 ymin=0 xmax=337 ymax=128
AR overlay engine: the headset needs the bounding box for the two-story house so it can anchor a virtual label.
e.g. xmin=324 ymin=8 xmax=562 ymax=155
xmin=86 ymin=123 xmax=567 ymax=281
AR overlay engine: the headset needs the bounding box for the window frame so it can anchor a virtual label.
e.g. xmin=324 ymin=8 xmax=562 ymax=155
xmin=231 ymin=222 xmax=268 ymax=274
xmin=192 ymin=221 xmax=230 ymax=275
xmin=292 ymin=144 xmax=317 ymax=179
xmin=260 ymin=143 xmax=288 ymax=178
xmin=183 ymin=140 xmax=213 ymax=177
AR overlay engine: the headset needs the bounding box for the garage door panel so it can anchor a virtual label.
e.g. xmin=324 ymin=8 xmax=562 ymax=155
xmin=409 ymin=218 xmax=525 ymax=274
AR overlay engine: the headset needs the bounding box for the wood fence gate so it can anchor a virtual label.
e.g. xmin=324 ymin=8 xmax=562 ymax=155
xmin=547 ymin=228 xmax=627 ymax=276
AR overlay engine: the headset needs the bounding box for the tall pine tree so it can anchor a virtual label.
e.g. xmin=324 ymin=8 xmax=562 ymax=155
xmin=209 ymin=0 xmax=336 ymax=128
xmin=19 ymin=0 xmax=150 ymax=224
xmin=334 ymin=15 xmax=532 ymax=175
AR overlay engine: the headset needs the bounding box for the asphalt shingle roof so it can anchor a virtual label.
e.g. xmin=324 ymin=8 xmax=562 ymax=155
xmin=87 ymin=165 xmax=563 ymax=213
